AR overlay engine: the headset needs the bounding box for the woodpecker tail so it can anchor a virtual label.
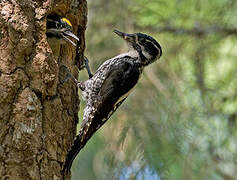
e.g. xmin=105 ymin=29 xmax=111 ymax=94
xmin=63 ymin=108 xmax=96 ymax=173
xmin=63 ymin=98 xmax=126 ymax=173
xmin=62 ymin=130 xmax=96 ymax=173
xmin=63 ymin=132 xmax=83 ymax=173
xmin=62 ymin=121 xmax=100 ymax=173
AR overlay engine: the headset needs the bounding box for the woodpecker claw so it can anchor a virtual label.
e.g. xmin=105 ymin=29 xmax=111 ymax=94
xmin=83 ymin=56 xmax=93 ymax=79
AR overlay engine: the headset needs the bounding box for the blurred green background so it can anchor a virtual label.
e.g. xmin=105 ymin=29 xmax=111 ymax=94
xmin=72 ymin=0 xmax=237 ymax=179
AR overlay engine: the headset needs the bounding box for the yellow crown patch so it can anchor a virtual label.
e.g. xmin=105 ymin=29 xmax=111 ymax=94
xmin=62 ymin=17 xmax=72 ymax=27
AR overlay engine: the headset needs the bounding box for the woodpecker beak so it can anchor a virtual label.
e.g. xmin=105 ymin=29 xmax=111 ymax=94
xmin=62 ymin=31 xmax=80 ymax=46
xmin=113 ymin=30 xmax=136 ymax=43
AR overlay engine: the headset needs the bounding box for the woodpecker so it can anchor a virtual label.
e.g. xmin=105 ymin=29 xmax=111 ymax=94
xmin=46 ymin=15 xmax=93 ymax=78
xmin=63 ymin=30 xmax=162 ymax=172
xmin=46 ymin=15 xmax=79 ymax=46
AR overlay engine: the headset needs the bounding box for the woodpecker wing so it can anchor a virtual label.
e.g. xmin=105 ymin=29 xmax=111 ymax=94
xmin=99 ymin=59 xmax=140 ymax=104
xmin=80 ymin=57 xmax=142 ymax=141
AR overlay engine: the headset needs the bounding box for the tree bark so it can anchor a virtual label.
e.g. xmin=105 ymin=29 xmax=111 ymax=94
xmin=0 ymin=0 xmax=87 ymax=179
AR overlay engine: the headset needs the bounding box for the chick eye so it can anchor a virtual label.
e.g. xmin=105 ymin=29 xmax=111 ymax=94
xmin=56 ymin=22 xmax=63 ymax=28
xmin=55 ymin=22 xmax=59 ymax=28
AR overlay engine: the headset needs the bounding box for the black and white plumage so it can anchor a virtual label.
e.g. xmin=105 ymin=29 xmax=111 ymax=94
xmin=63 ymin=30 xmax=162 ymax=172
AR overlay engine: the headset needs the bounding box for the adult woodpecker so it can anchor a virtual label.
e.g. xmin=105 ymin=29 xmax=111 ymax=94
xmin=46 ymin=15 xmax=93 ymax=78
xmin=46 ymin=15 xmax=79 ymax=46
xmin=63 ymin=30 xmax=162 ymax=172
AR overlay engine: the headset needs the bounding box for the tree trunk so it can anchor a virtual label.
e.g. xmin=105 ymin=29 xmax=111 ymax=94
xmin=0 ymin=0 xmax=87 ymax=179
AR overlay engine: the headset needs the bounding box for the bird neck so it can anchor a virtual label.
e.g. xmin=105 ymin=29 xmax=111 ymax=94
xmin=126 ymin=48 xmax=139 ymax=57
xmin=113 ymin=49 xmax=147 ymax=67
xmin=127 ymin=48 xmax=149 ymax=66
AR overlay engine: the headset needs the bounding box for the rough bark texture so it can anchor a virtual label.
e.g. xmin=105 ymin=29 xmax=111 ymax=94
xmin=0 ymin=0 xmax=87 ymax=179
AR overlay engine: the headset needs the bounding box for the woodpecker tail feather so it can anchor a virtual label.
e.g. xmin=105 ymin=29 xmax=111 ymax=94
xmin=63 ymin=96 xmax=127 ymax=173
xmin=63 ymin=133 xmax=83 ymax=173
xmin=62 ymin=124 xmax=97 ymax=173
xmin=63 ymin=105 xmax=96 ymax=173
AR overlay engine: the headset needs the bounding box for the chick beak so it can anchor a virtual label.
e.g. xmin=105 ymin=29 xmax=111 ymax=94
xmin=62 ymin=31 xmax=80 ymax=46
xmin=113 ymin=30 xmax=136 ymax=43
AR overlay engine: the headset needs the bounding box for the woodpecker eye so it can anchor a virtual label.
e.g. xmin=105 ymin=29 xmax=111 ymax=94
xmin=46 ymin=15 xmax=79 ymax=46
xmin=139 ymin=39 xmax=146 ymax=44
xmin=55 ymin=22 xmax=61 ymax=28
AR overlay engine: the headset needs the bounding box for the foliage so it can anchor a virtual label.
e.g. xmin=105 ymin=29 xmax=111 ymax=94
xmin=72 ymin=0 xmax=237 ymax=179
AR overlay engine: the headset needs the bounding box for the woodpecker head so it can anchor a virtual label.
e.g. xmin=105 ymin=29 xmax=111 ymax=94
xmin=46 ymin=15 xmax=79 ymax=46
xmin=114 ymin=30 xmax=162 ymax=66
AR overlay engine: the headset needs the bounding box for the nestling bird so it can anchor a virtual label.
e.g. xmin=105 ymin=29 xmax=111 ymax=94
xmin=63 ymin=30 xmax=162 ymax=172
xmin=46 ymin=15 xmax=93 ymax=78
xmin=46 ymin=15 xmax=79 ymax=46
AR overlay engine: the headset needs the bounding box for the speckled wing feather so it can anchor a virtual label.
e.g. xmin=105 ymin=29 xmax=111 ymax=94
xmin=63 ymin=56 xmax=142 ymax=172
xmin=80 ymin=56 xmax=142 ymax=141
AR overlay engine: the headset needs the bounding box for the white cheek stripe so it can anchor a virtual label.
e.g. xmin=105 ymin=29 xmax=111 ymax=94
xmin=141 ymin=46 xmax=152 ymax=60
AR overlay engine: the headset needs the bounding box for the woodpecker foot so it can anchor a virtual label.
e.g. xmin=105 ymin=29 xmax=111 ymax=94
xmin=83 ymin=56 xmax=93 ymax=79
xmin=60 ymin=65 xmax=80 ymax=84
